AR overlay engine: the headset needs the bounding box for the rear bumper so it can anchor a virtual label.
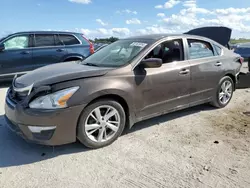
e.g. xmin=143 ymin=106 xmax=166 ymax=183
xmin=4 ymin=96 xmax=85 ymax=146
xmin=236 ymin=72 xmax=240 ymax=84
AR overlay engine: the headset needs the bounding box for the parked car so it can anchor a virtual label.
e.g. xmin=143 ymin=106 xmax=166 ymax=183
xmin=5 ymin=27 xmax=243 ymax=149
xmin=0 ymin=31 xmax=94 ymax=81
xmin=234 ymin=43 xmax=250 ymax=72
xmin=94 ymin=43 xmax=109 ymax=52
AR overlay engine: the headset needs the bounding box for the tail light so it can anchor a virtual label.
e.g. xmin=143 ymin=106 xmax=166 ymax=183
xmin=81 ymin=35 xmax=95 ymax=54
xmin=89 ymin=42 xmax=95 ymax=54
xmin=239 ymin=57 xmax=244 ymax=64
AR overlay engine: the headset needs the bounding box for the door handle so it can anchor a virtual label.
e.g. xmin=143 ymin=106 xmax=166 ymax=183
xmin=179 ymin=69 xmax=190 ymax=75
xmin=56 ymin=49 xmax=65 ymax=52
xmin=215 ymin=62 xmax=222 ymax=66
xmin=20 ymin=51 xmax=30 ymax=55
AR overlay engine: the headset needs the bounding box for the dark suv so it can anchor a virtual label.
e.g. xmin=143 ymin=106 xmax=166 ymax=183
xmin=0 ymin=31 xmax=94 ymax=81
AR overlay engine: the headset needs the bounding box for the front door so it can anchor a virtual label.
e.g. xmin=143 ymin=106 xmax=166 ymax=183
xmin=0 ymin=34 xmax=33 ymax=79
xmin=135 ymin=38 xmax=191 ymax=119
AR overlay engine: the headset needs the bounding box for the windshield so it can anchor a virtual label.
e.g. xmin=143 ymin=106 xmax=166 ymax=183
xmin=82 ymin=39 xmax=149 ymax=67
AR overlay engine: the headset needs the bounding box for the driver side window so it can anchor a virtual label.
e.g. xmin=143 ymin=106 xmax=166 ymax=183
xmin=4 ymin=35 xmax=29 ymax=50
xmin=145 ymin=39 xmax=184 ymax=64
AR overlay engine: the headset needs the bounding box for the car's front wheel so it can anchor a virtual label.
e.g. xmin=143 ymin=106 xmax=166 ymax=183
xmin=77 ymin=99 xmax=126 ymax=149
xmin=211 ymin=76 xmax=234 ymax=108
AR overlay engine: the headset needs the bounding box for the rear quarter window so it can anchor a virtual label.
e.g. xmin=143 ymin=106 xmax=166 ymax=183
xmin=214 ymin=45 xmax=222 ymax=55
xmin=77 ymin=34 xmax=90 ymax=45
xmin=59 ymin=34 xmax=80 ymax=45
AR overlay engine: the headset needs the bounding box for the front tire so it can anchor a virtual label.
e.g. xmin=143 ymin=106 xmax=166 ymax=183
xmin=77 ymin=99 xmax=126 ymax=149
xmin=210 ymin=76 xmax=234 ymax=108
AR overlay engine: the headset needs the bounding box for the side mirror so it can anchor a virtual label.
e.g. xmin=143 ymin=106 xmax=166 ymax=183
xmin=140 ymin=58 xmax=162 ymax=68
xmin=0 ymin=43 xmax=5 ymax=51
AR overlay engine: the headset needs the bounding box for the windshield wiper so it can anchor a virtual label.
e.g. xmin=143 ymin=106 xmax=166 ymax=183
xmin=84 ymin=62 xmax=99 ymax=67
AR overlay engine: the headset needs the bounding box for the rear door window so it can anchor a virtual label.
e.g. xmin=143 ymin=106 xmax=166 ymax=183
xmin=59 ymin=34 xmax=80 ymax=45
xmin=35 ymin=34 xmax=55 ymax=47
xmin=187 ymin=39 xmax=214 ymax=59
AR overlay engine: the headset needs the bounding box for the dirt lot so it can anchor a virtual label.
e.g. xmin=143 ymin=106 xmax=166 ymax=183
xmin=0 ymin=66 xmax=249 ymax=188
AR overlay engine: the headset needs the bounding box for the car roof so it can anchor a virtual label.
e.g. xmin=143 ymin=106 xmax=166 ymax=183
xmin=9 ymin=31 xmax=82 ymax=35
xmin=125 ymin=33 xmax=218 ymax=44
xmin=126 ymin=34 xmax=184 ymax=40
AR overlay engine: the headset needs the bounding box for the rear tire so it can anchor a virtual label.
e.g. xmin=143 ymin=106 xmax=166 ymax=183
xmin=210 ymin=76 xmax=234 ymax=108
xmin=77 ymin=99 xmax=126 ymax=149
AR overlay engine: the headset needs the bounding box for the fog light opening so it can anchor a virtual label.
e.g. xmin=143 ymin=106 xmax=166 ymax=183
xmin=28 ymin=126 xmax=56 ymax=133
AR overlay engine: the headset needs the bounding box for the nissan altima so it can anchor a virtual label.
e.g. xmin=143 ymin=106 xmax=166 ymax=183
xmin=5 ymin=27 xmax=243 ymax=148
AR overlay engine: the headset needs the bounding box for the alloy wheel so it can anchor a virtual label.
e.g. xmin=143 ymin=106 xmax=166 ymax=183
xmin=219 ymin=80 xmax=233 ymax=105
xmin=84 ymin=105 xmax=121 ymax=143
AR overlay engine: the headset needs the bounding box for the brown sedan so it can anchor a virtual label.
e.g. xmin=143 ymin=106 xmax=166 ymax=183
xmin=5 ymin=27 xmax=243 ymax=148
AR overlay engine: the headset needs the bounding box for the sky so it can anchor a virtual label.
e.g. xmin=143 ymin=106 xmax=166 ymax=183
xmin=1 ymin=0 xmax=250 ymax=39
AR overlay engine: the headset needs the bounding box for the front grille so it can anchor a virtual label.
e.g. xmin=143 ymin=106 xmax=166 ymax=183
xmin=8 ymin=81 xmax=52 ymax=108
xmin=16 ymin=90 xmax=29 ymax=101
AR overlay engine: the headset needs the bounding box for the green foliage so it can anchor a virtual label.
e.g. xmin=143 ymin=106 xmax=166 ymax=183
xmin=89 ymin=37 xmax=119 ymax=44
xmin=230 ymin=38 xmax=250 ymax=44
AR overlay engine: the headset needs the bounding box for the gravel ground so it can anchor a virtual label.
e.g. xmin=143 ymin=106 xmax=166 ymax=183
xmin=0 ymin=65 xmax=249 ymax=188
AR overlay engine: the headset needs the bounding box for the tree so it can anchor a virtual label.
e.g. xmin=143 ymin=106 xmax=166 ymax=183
xmin=89 ymin=37 xmax=119 ymax=44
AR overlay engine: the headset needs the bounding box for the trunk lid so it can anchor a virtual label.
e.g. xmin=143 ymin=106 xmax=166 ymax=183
xmin=185 ymin=26 xmax=232 ymax=47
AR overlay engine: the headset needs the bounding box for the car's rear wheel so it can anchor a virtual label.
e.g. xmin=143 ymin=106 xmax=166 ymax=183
xmin=77 ymin=99 xmax=126 ymax=149
xmin=211 ymin=76 xmax=234 ymax=108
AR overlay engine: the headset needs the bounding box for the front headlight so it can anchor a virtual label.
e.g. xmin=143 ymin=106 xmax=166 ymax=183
xmin=29 ymin=86 xmax=79 ymax=109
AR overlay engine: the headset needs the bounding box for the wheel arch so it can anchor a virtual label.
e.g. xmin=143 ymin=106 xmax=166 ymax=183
xmin=62 ymin=55 xmax=84 ymax=62
xmin=87 ymin=94 xmax=130 ymax=121
xmin=224 ymin=73 xmax=236 ymax=91
xmin=76 ymin=91 xmax=136 ymax=137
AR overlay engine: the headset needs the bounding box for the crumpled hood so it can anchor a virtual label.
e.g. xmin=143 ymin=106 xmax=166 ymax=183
xmin=14 ymin=61 xmax=113 ymax=88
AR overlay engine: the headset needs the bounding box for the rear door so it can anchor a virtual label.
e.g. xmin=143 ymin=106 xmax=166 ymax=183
xmin=0 ymin=34 xmax=33 ymax=78
xmin=32 ymin=33 xmax=68 ymax=69
xmin=186 ymin=38 xmax=224 ymax=104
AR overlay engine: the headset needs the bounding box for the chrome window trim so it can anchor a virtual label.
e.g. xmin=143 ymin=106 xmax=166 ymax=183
xmin=0 ymin=71 xmax=30 ymax=77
